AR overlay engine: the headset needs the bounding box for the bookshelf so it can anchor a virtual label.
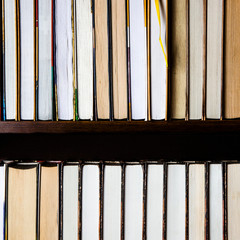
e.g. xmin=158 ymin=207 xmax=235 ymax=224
xmin=0 ymin=121 xmax=239 ymax=161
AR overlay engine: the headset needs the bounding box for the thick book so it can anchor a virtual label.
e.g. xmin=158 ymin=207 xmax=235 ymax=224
xmin=95 ymin=0 xmax=111 ymax=120
xmin=167 ymin=165 xmax=185 ymax=240
xmin=8 ymin=165 xmax=37 ymax=240
xmin=55 ymin=0 xmax=74 ymax=120
xmin=147 ymin=165 xmax=163 ymax=240
xmin=189 ymin=164 xmax=205 ymax=240
xmin=76 ymin=0 xmax=93 ymax=120
xmin=228 ymin=164 xmax=240 ymax=239
xmin=103 ymin=165 xmax=121 ymax=240
xmin=125 ymin=165 xmax=143 ymax=240
xmin=206 ymin=0 xmax=223 ymax=119
xmin=209 ymin=164 xmax=223 ymax=240
xmin=224 ymin=0 xmax=240 ymax=119
xmin=40 ymin=165 xmax=59 ymax=240
xmin=0 ymin=166 xmax=5 ymax=240
xmin=4 ymin=0 xmax=17 ymax=120
xmin=111 ymin=0 xmax=128 ymax=120
xmin=189 ymin=0 xmax=205 ymax=120
xmin=63 ymin=165 xmax=78 ymax=240
xmin=130 ymin=0 xmax=147 ymax=120
xmin=151 ymin=0 xmax=168 ymax=120
xmin=82 ymin=165 xmax=99 ymax=240
xmin=38 ymin=0 xmax=53 ymax=120
xmin=169 ymin=0 xmax=187 ymax=119
xmin=20 ymin=0 xmax=35 ymax=120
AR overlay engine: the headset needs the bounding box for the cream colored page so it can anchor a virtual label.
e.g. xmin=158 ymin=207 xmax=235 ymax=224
xmin=8 ymin=167 xmax=37 ymax=240
xmin=189 ymin=164 xmax=205 ymax=240
xmin=112 ymin=0 xmax=127 ymax=119
xmin=40 ymin=166 xmax=59 ymax=240
xmin=228 ymin=164 xmax=240 ymax=240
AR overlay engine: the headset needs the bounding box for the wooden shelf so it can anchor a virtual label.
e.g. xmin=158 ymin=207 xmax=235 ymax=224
xmin=0 ymin=120 xmax=240 ymax=134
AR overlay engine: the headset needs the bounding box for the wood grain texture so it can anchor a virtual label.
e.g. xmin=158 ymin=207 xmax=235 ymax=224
xmin=224 ymin=0 xmax=240 ymax=119
xmin=95 ymin=0 xmax=110 ymax=119
xmin=8 ymin=166 xmax=37 ymax=240
xmin=111 ymin=0 xmax=127 ymax=120
xmin=169 ymin=0 xmax=187 ymax=119
xmin=40 ymin=165 xmax=59 ymax=240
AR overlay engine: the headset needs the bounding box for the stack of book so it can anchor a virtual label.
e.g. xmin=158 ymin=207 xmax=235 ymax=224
xmin=1 ymin=0 xmax=239 ymax=121
xmin=0 ymin=161 xmax=239 ymax=239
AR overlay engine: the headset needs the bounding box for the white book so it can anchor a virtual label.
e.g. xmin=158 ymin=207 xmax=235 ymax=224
xmin=55 ymin=0 xmax=73 ymax=120
xmin=82 ymin=165 xmax=99 ymax=240
xmin=189 ymin=0 xmax=204 ymax=120
xmin=167 ymin=165 xmax=185 ymax=240
xmin=228 ymin=164 xmax=240 ymax=240
xmin=130 ymin=0 xmax=147 ymax=120
xmin=0 ymin=166 xmax=5 ymax=240
xmin=151 ymin=0 xmax=167 ymax=120
xmin=63 ymin=166 xmax=78 ymax=240
xmin=125 ymin=165 xmax=143 ymax=240
xmin=76 ymin=0 xmax=93 ymax=120
xmin=103 ymin=166 xmax=121 ymax=240
xmin=189 ymin=164 xmax=205 ymax=240
xmin=209 ymin=164 xmax=223 ymax=240
xmin=5 ymin=0 xmax=17 ymax=120
xmin=206 ymin=0 xmax=223 ymax=119
xmin=38 ymin=0 xmax=53 ymax=120
xmin=20 ymin=0 xmax=34 ymax=120
xmin=147 ymin=165 xmax=163 ymax=240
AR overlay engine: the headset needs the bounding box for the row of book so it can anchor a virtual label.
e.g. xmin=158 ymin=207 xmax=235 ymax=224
xmin=0 ymin=161 xmax=239 ymax=239
xmin=1 ymin=0 xmax=239 ymax=121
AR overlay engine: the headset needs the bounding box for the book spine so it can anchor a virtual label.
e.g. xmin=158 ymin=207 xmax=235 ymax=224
xmin=93 ymin=0 xmax=97 ymax=121
xmin=2 ymin=0 xmax=5 ymax=121
xmin=126 ymin=0 xmax=131 ymax=121
xmin=223 ymin=162 xmax=228 ymax=240
xmin=121 ymin=163 xmax=125 ymax=240
xmin=205 ymin=162 xmax=209 ymax=240
xmin=78 ymin=163 xmax=83 ymax=239
xmin=142 ymin=163 xmax=148 ymax=240
xmin=162 ymin=163 xmax=168 ymax=240
xmin=99 ymin=162 xmax=104 ymax=240
xmin=185 ymin=163 xmax=189 ymax=240
xmin=16 ymin=0 xmax=20 ymax=121
xmin=35 ymin=0 xmax=38 ymax=121
xmin=165 ymin=0 xmax=169 ymax=121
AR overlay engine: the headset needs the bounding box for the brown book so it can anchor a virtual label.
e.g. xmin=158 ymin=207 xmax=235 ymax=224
xmin=8 ymin=165 xmax=37 ymax=240
xmin=224 ymin=0 xmax=240 ymax=119
xmin=95 ymin=0 xmax=110 ymax=120
xmin=111 ymin=0 xmax=128 ymax=120
xmin=40 ymin=165 xmax=59 ymax=240
xmin=169 ymin=0 xmax=187 ymax=119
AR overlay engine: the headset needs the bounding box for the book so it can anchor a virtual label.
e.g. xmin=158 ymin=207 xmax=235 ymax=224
xmin=151 ymin=0 xmax=168 ymax=120
xmin=40 ymin=165 xmax=59 ymax=240
xmin=111 ymin=0 xmax=128 ymax=120
xmin=103 ymin=165 xmax=121 ymax=240
xmin=8 ymin=165 xmax=37 ymax=240
xmin=55 ymin=0 xmax=74 ymax=120
xmin=189 ymin=164 xmax=205 ymax=240
xmin=95 ymin=0 xmax=110 ymax=120
xmin=169 ymin=0 xmax=187 ymax=119
xmin=0 ymin=166 xmax=5 ymax=240
xmin=206 ymin=0 xmax=223 ymax=119
xmin=129 ymin=0 xmax=147 ymax=120
xmin=63 ymin=165 xmax=78 ymax=240
xmin=76 ymin=0 xmax=93 ymax=120
xmin=4 ymin=0 xmax=17 ymax=120
xmin=209 ymin=164 xmax=223 ymax=240
xmin=189 ymin=0 xmax=205 ymax=120
xmin=125 ymin=165 xmax=143 ymax=240
xmin=167 ymin=165 xmax=185 ymax=240
xmin=82 ymin=165 xmax=99 ymax=240
xmin=224 ymin=0 xmax=240 ymax=119
xmin=20 ymin=0 xmax=35 ymax=120
xmin=228 ymin=164 xmax=240 ymax=239
xmin=147 ymin=165 xmax=163 ymax=240
xmin=38 ymin=0 xmax=53 ymax=120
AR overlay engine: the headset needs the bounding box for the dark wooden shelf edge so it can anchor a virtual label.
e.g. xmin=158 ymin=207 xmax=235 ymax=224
xmin=0 ymin=120 xmax=240 ymax=134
